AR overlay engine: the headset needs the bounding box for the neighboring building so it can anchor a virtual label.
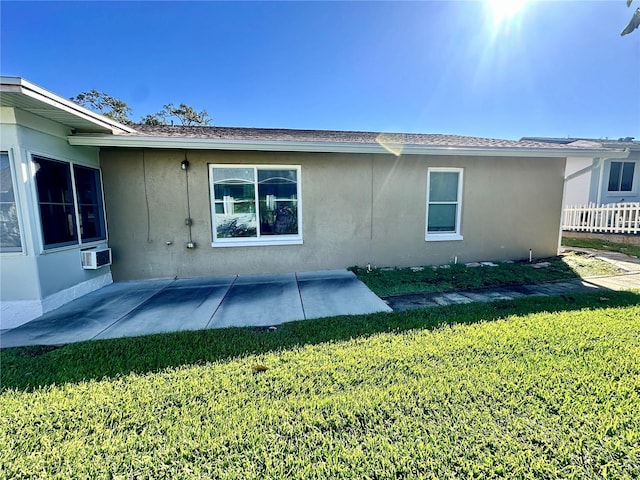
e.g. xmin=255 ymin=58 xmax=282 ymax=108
xmin=523 ymin=137 xmax=640 ymax=207
xmin=0 ymin=77 xmax=630 ymax=328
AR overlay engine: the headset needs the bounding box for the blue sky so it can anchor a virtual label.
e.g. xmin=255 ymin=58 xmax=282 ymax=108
xmin=1 ymin=1 xmax=639 ymax=139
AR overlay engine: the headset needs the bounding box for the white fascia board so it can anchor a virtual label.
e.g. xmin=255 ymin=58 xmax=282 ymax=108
xmin=67 ymin=134 xmax=631 ymax=158
xmin=1 ymin=77 xmax=137 ymax=134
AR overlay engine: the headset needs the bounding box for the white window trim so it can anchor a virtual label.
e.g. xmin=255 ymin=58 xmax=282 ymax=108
xmin=209 ymin=164 xmax=303 ymax=247
xmin=29 ymin=153 xmax=108 ymax=253
xmin=425 ymin=167 xmax=464 ymax=242
xmin=607 ymin=160 xmax=636 ymax=193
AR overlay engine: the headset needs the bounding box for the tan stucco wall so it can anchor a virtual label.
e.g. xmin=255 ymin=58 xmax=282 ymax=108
xmin=100 ymin=148 xmax=565 ymax=281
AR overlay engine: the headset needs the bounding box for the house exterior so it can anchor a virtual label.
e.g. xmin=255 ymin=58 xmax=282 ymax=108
xmin=0 ymin=77 xmax=135 ymax=328
xmin=522 ymin=137 xmax=640 ymax=207
xmin=0 ymin=77 xmax=629 ymax=328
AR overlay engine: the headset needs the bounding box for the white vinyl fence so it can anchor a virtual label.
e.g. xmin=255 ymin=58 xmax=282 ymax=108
xmin=562 ymin=203 xmax=640 ymax=234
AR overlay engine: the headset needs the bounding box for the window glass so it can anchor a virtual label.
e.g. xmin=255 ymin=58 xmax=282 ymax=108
xmin=212 ymin=167 xmax=254 ymax=184
xmin=213 ymin=168 xmax=257 ymax=238
xmin=258 ymin=169 xmax=298 ymax=235
xmin=211 ymin=165 xmax=301 ymax=243
xmin=621 ymin=162 xmax=635 ymax=192
xmin=608 ymin=162 xmax=622 ymax=191
xmin=427 ymin=204 xmax=457 ymax=232
xmin=0 ymin=152 xmax=22 ymax=252
xmin=34 ymin=157 xmax=78 ymax=248
xmin=429 ymin=171 xmax=459 ymax=202
xmin=608 ymin=161 xmax=635 ymax=192
xmin=73 ymin=165 xmax=106 ymax=242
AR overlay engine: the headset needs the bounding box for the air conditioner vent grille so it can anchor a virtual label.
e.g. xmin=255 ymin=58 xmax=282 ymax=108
xmin=81 ymin=248 xmax=112 ymax=269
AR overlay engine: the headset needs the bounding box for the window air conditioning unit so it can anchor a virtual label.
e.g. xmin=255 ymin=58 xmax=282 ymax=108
xmin=81 ymin=248 xmax=112 ymax=269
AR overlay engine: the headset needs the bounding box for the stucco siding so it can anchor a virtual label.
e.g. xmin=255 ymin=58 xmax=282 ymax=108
xmin=100 ymin=148 xmax=565 ymax=280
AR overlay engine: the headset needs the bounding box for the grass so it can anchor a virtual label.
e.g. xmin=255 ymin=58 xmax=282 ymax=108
xmin=1 ymin=291 xmax=640 ymax=478
xmin=352 ymin=251 xmax=622 ymax=297
xmin=562 ymin=236 xmax=640 ymax=258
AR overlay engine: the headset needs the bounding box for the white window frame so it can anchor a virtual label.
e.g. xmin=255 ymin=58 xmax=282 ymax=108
xmin=425 ymin=167 xmax=463 ymax=242
xmin=30 ymin=154 xmax=108 ymax=252
xmin=0 ymin=150 xmax=24 ymax=254
xmin=209 ymin=164 xmax=303 ymax=247
xmin=607 ymin=160 xmax=636 ymax=193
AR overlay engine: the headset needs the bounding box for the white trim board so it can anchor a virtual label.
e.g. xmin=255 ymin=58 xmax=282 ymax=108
xmin=68 ymin=135 xmax=631 ymax=159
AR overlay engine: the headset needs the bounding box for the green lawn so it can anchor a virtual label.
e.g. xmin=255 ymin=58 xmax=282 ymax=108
xmin=352 ymin=251 xmax=622 ymax=297
xmin=562 ymin=236 xmax=640 ymax=258
xmin=2 ymin=291 xmax=640 ymax=479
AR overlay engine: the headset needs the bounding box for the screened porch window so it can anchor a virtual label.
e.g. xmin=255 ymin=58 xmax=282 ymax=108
xmin=210 ymin=165 xmax=302 ymax=246
xmin=426 ymin=168 xmax=463 ymax=241
xmin=0 ymin=152 xmax=22 ymax=252
xmin=34 ymin=156 xmax=106 ymax=249
xmin=74 ymin=164 xmax=106 ymax=242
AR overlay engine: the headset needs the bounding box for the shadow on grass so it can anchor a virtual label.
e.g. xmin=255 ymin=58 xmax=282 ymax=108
xmin=2 ymin=290 xmax=639 ymax=392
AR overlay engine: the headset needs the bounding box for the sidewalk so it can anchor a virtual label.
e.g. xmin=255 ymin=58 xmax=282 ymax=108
xmin=559 ymin=246 xmax=640 ymax=273
xmin=383 ymin=272 xmax=640 ymax=311
xmin=386 ymin=247 xmax=640 ymax=311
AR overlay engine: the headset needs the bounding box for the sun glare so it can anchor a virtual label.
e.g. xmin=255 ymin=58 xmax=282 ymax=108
xmin=486 ymin=0 xmax=529 ymax=27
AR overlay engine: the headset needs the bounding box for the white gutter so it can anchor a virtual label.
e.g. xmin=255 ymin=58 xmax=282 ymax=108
xmin=67 ymin=134 xmax=632 ymax=158
xmin=1 ymin=77 xmax=137 ymax=134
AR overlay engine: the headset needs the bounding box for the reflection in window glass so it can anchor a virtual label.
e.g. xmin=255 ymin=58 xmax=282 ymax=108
xmin=258 ymin=169 xmax=298 ymax=236
xmin=0 ymin=152 xmax=21 ymax=252
xmin=213 ymin=173 xmax=257 ymax=238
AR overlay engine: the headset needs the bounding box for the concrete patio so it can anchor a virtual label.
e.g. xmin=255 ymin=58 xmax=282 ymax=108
xmin=0 ymin=270 xmax=392 ymax=348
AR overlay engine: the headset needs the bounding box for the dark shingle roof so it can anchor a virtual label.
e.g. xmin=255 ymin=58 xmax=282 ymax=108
xmin=130 ymin=125 xmax=593 ymax=150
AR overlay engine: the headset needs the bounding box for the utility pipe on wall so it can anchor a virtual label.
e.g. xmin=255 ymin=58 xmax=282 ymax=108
xmin=182 ymin=156 xmax=196 ymax=249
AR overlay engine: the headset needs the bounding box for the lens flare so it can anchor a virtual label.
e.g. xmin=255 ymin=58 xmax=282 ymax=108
xmin=486 ymin=0 xmax=529 ymax=27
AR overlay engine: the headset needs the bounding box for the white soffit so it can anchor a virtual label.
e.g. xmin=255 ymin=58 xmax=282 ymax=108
xmin=0 ymin=77 xmax=136 ymax=134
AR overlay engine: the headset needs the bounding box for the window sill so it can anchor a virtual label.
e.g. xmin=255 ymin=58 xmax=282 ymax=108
xmin=41 ymin=239 xmax=108 ymax=255
xmin=212 ymin=238 xmax=303 ymax=248
xmin=0 ymin=250 xmax=25 ymax=256
xmin=425 ymin=234 xmax=463 ymax=242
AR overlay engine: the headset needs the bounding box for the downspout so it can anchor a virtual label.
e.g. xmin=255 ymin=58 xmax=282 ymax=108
xmin=558 ymin=157 xmax=603 ymax=253
xmin=595 ymin=157 xmax=605 ymax=206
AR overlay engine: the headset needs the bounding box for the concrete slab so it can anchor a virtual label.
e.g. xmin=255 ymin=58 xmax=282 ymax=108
xmin=296 ymin=270 xmax=392 ymax=319
xmin=0 ymin=280 xmax=172 ymax=348
xmin=442 ymin=293 xmax=474 ymax=304
xmin=590 ymin=276 xmax=637 ymax=290
xmin=208 ymin=272 xmax=303 ymax=328
xmin=95 ymin=276 xmax=235 ymax=340
xmin=432 ymin=296 xmax=452 ymax=306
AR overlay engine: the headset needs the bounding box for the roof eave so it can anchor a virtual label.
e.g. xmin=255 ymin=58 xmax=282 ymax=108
xmin=1 ymin=76 xmax=138 ymax=134
xmin=67 ymin=134 xmax=631 ymax=158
